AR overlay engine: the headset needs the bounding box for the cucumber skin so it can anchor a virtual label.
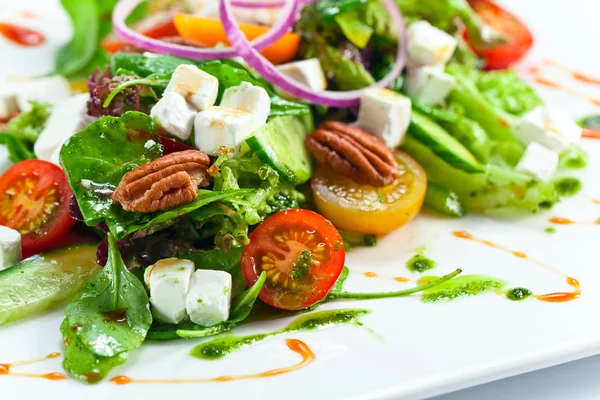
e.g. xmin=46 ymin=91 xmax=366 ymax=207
xmin=0 ymin=244 xmax=100 ymax=326
xmin=408 ymin=111 xmax=483 ymax=173
xmin=245 ymin=115 xmax=314 ymax=185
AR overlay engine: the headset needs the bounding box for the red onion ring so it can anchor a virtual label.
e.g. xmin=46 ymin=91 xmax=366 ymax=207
xmin=219 ymin=0 xmax=408 ymax=107
xmin=230 ymin=0 xmax=285 ymax=8
xmin=112 ymin=0 xmax=297 ymax=59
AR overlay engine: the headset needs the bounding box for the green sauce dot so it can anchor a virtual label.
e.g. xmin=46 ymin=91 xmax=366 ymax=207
xmin=407 ymin=255 xmax=436 ymax=273
xmin=554 ymin=177 xmax=582 ymax=197
xmin=545 ymin=227 xmax=556 ymax=234
xmin=506 ymin=287 xmax=532 ymax=301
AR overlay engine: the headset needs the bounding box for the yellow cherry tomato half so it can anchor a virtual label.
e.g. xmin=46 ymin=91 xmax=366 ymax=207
xmin=311 ymin=151 xmax=427 ymax=234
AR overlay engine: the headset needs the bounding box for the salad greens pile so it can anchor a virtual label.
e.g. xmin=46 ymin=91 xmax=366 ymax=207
xmin=295 ymin=0 xmax=584 ymax=214
xmin=0 ymin=102 xmax=50 ymax=163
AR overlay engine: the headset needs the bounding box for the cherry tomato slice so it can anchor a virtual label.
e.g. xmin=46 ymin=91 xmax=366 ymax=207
xmin=465 ymin=0 xmax=533 ymax=70
xmin=241 ymin=209 xmax=345 ymax=310
xmin=0 ymin=160 xmax=76 ymax=258
xmin=311 ymin=151 xmax=427 ymax=235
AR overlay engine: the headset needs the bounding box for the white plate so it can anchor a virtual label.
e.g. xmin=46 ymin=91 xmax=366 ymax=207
xmin=1 ymin=0 xmax=600 ymax=399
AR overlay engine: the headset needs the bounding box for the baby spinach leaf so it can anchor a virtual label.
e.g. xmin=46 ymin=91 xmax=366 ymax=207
xmin=60 ymin=112 xmax=163 ymax=226
xmin=55 ymin=0 xmax=100 ymax=78
xmin=60 ymin=318 xmax=129 ymax=384
xmin=229 ymin=271 xmax=267 ymax=322
xmin=64 ymin=234 xmax=152 ymax=358
xmin=331 ymin=266 xmax=350 ymax=294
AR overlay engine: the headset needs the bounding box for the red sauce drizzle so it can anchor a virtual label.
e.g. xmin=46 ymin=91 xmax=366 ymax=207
xmin=393 ymin=276 xmax=410 ymax=283
xmin=0 ymin=22 xmax=45 ymax=46
xmin=533 ymin=76 xmax=600 ymax=107
xmin=582 ymin=128 xmax=600 ymax=139
xmin=0 ymin=352 xmax=65 ymax=381
xmin=452 ymin=231 xmax=579 ymax=303
xmin=110 ymin=339 xmax=314 ymax=385
xmin=542 ymin=60 xmax=600 ymax=86
xmin=536 ymin=277 xmax=581 ymax=303
xmin=549 ymin=217 xmax=600 ymax=225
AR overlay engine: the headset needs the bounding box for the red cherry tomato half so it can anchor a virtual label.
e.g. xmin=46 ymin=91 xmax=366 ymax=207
xmin=0 ymin=160 xmax=76 ymax=258
xmin=466 ymin=0 xmax=533 ymax=70
xmin=241 ymin=209 xmax=345 ymax=310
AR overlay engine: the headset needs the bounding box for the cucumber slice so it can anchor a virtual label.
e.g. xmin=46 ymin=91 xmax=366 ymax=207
xmin=0 ymin=244 xmax=101 ymax=326
xmin=409 ymin=110 xmax=483 ymax=173
xmin=245 ymin=115 xmax=314 ymax=184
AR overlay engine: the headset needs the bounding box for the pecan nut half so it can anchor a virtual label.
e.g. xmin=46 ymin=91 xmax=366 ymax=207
xmin=112 ymin=150 xmax=211 ymax=213
xmin=305 ymin=121 xmax=400 ymax=187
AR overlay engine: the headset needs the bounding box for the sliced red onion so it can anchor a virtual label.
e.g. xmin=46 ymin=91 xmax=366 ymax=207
xmin=219 ymin=0 xmax=408 ymax=107
xmin=112 ymin=0 xmax=297 ymax=59
xmin=231 ymin=0 xmax=285 ymax=8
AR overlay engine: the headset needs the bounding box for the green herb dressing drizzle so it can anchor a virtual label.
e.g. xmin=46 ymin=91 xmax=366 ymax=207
xmin=190 ymin=309 xmax=369 ymax=360
xmin=418 ymin=274 xmax=505 ymax=303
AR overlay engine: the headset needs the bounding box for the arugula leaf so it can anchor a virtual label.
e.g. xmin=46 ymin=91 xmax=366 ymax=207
xmin=60 ymin=318 xmax=129 ymax=384
xmin=60 ymin=112 xmax=163 ymax=226
xmin=64 ymin=234 xmax=152 ymax=358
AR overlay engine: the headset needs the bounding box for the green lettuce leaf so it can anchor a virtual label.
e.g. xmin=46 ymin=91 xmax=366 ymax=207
xmin=205 ymin=152 xmax=305 ymax=248
xmin=403 ymin=135 xmax=558 ymax=212
xmin=396 ymin=0 xmax=504 ymax=47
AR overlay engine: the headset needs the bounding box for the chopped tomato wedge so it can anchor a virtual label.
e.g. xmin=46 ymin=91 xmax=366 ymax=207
xmin=311 ymin=151 xmax=427 ymax=235
xmin=0 ymin=160 xmax=76 ymax=258
xmin=241 ymin=209 xmax=345 ymax=310
xmin=466 ymin=0 xmax=533 ymax=70
xmin=173 ymin=14 xmax=301 ymax=65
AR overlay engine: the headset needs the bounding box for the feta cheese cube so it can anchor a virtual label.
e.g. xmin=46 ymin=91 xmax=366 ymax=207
xmin=220 ymin=82 xmax=270 ymax=131
xmin=0 ymin=76 xmax=32 ymax=119
xmin=277 ymin=58 xmax=327 ymax=92
xmin=0 ymin=226 xmax=21 ymax=271
xmin=145 ymin=258 xmax=195 ymax=324
xmin=34 ymin=94 xmax=91 ymax=164
xmin=356 ymin=88 xmax=412 ymax=148
xmin=151 ymin=92 xmax=197 ymax=141
xmin=194 ymin=106 xmax=255 ymax=155
xmin=407 ymin=21 xmax=457 ymax=67
xmin=16 ymin=76 xmax=72 ymax=112
xmin=513 ymin=107 xmax=582 ymax=153
xmin=186 ymin=269 xmax=232 ymax=327
xmin=404 ymin=66 xmax=455 ymax=105
xmin=516 ymin=142 xmax=559 ymax=181
xmin=165 ymin=64 xmax=219 ymax=111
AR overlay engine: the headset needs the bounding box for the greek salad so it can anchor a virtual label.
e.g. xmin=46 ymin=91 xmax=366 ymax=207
xmin=0 ymin=0 xmax=589 ymax=384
